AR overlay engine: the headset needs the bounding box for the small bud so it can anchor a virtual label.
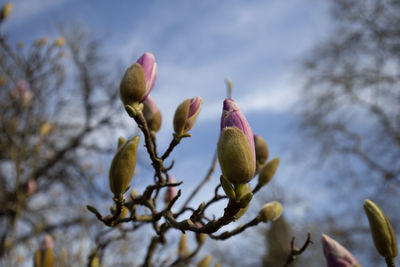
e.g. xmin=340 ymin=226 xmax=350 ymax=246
xmin=117 ymin=137 xmax=126 ymax=149
xmin=34 ymin=235 xmax=54 ymax=267
xmin=218 ymin=98 xmax=255 ymax=185
xmin=143 ymin=95 xmax=162 ymax=132
xmin=232 ymin=184 xmax=252 ymax=220
xmin=197 ymin=255 xmax=212 ymax=267
xmin=0 ymin=3 xmax=12 ymax=21
xmin=173 ymin=97 xmax=202 ymax=136
xmin=195 ymin=222 xmax=206 ymax=245
xmin=109 ymin=136 xmax=140 ymax=198
xmin=257 ymin=158 xmax=280 ymax=187
xmin=26 ymin=178 xmax=37 ymax=196
xmin=215 ymin=263 xmax=221 ymax=267
xmin=322 ymin=234 xmax=361 ymax=267
xmin=54 ymin=37 xmax=65 ymax=47
xmin=35 ymin=37 xmax=48 ymax=47
xmin=363 ymin=199 xmax=398 ymax=259
xmin=164 ymin=176 xmax=177 ymax=204
xmin=220 ymin=175 xmax=236 ymax=200
xmin=259 ymin=201 xmax=282 ymax=222
xmin=254 ymin=134 xmax=269 ymax=165
xmin=178 ymin=233 xmax=187 ymax=257
xmin=40 ymin=123 xmax=52 ymax=137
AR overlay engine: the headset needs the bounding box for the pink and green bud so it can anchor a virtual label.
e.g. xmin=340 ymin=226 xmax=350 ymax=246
xmin=322 ymin=234 xmax=361 ymax=267
xmin=26 ymin=178 xmax=37 ymax=196
xmin=164 ymin=176 xmax=177 ymax=203
xmin=218 ymin=98 xmax=255 ymax=185
xmin=120 ymin=52 xmax=157 ymax=105
xmin=173 ymin=97 xmax=202 ymax=136
xmin=34 ymin=235 xmax=54 ymax=267
xmin=363 ymin=199 xmax=398 ymax=259
xmin=143 ymin=95 xmax=162 ymax=132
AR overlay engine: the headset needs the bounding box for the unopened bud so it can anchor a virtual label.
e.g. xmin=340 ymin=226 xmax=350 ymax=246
xmin=173 ymin=97 xmax=202 ymax=136
xmin=363 ymin=199 xmax=398 ymax=259
xmin=164 ymin=176 xmax=177 ymax=204
xmin=54 ymin=37 xmax=65 ymax=47
xmin=220 ymin=175 xmax=236 ymax=200
xmin=109 ymin=136 xmax=139 ymax=198
xmin=120 ymin=63 xmax=146 ymax=106
xmin=259 ymin=201 xmax=282 ymax=222
xmin=143 ymin=95 xmax=162 ymax=132
xmin=257 ymin=158 xmax=279 ymax=187
xmin=34 ymin=235 xmax=54 ymax=267
xmin=197 ymin=255 xmax=212 ymax=267
xmin=178 ymin=233 xmax=187 ymax=257
xmin=322 ymin=234 xmax=361 ymax=267
xmin=218 ymin=98 xmax=255 ymax=184
xmin=117 ymin=137 xmax=126 ymax=149
xmin=254 ymin=134 xmax=269 ymax=165
xmin=0 ymin=3 xmax=12 ymax=21
xmin=35 ymin=37 xmax=48 ymax=47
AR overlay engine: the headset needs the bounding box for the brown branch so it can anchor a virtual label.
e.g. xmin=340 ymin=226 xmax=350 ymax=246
xmin=281 ymin=232 xmax=312 ymax=267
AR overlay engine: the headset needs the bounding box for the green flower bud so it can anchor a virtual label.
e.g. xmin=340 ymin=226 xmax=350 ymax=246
xmin=220 ymin=175 xmax=236 ymax=199
xmin=0 ymin=3 xmax=12 ymax=22
xmin=178 ymin=233 xmax=187 ymax=257
xmin=117 ymin=137 xmax=126 ymax=149
xmin=197 ymin=255 xmax=212 ymax=267
xmin=218 ymin=127 xmax=255 ymax=184
xmin=120 ymin=63 xmax=146 ymax=106
xmin=363 ymin=199 xmax=398 ymax=259
xmin=173 ymin=97 xmax=202 ymax=136
xmin=109 ymin=136 xmax=140 ymax=198
xmin=259 ymin=201 xmax=283 ymax=222
xmin=258 ymin=158 xmax=280 ymax=187
xmin=232 ymin=184 xmax=252 ymax=220
xmin=254 ymin=134 xmax=269 ymax=165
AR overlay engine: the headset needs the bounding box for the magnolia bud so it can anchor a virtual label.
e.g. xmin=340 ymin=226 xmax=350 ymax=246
xmin=220 ymin=175 xmax=236 ymax=199
xmin=143 ymin=95 xmax=162 ymax=132
xmin=195 ymin=222 xmax=206 ymax=245
xmin=54 ymin=37 xmax=65 ymax=47
xmin=34 ymin=235 xmax=54 ymax=267
xmin=258 ymin=158 xmax=280 ymax=187
xmin=254 ymin=134 xmax=269 ymax=165
xmin=35 ymin=37 xmax=48 ymax=47
xmin=173 ymin=97 xmax=202 ymax=136
xmin=321 ymin=234 xmax=361 ymax=267
xmin=259 ymin=201 xmax=282 ymax=222
xmin=109 ymin=136 xmax=140 ymax=198
xmin=232 ymin=184 xmax=252 ymax=220
xmin=218 ymin=98 xmax=255 ymax=185
xmin=0 ymin=3 xmax=12 ymax=21
xmin=164 ymin=176 xmax=177 ymax=204
xmin=178 ymin=233 xmax=187 ymax=257
xmin=363 ymin=199 xmax=398 ymax=259
xmin=26 ymin=178 xmax=37 ymax=196
xmin=197 ymin=255 xmax=212 ymax=267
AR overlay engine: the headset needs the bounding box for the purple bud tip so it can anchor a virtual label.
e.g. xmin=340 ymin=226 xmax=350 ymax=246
xmin=188 ymin=97 xmax=202 ymax=118
xmin=26 ymin=179 xmax=36 ymax=196
xmin=221 ymin=98 xmax=255 ymax=165
xmin=137 ymin=52 xmax=157 ymax=100
xmin=41 ymin=235 xmax=54 ymax=250
xmin=322 ymin=234 xmax=360 ymax=267
xmin=143 ymin=95 xmax=159 ymax=113
xmin=167 ymin=176 xmax=177 ymax=202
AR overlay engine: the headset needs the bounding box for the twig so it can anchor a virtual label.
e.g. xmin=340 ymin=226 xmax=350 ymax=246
xmin=281 ymin=232 xmax=312 ymax=267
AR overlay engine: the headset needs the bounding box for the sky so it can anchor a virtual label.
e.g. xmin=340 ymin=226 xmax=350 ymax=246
xmin=2 ymin=0 xmax=339 ymax=264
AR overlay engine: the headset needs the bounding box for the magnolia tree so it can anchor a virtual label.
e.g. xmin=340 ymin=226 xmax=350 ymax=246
xmin=0 ymin=2 xmax=398 ymax=267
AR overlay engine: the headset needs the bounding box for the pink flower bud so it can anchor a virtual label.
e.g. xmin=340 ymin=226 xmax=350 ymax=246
xmin=218 ymin=98 xmax=256 ymax=184
xmin=322 ymin=234 xmax=361 ymax=267
xmin=26 ymin=178 xmax=36 ymax=196
xmin=136 ymin=52 xmax=157 ymax=101
xmin=164 ymin=176 xmax=176 ymax=203
xmin=173 ymin=97 xmax=202 ymax=136
xmin=221 ymin=98 xmax=255 ymax=164
xmin=41 ymin=235 xmax=54 ymax=250
xmin=143 ymin=95 xmax=162 ymax=132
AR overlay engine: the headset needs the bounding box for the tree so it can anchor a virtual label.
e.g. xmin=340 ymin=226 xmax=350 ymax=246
xmin=0 ymin=13 xmax=124 ymax=265
xmin=298 ymin=0 xmax=400 ymax=264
